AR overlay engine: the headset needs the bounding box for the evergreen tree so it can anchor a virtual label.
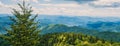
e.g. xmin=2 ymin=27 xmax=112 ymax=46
xmin=2 ymin=1 xmax=40 ymax=46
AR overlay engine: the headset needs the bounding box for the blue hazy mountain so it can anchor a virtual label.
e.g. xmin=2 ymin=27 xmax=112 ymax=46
xmin=37 ymin=15 xmax=120 ymax=27
xmin=37 ymin=15 xmax=120 ymax=32
xmin=1 ymin=14 xmax=120 ymax=32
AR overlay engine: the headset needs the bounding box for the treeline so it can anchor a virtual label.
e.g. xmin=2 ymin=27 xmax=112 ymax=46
xmin=39 ymin=33 xmax=120 ymax=46
xmin=1 ymin=33 xmax=120 ymax=46
xmin=41 ymin=24 xmax=120 ymax=42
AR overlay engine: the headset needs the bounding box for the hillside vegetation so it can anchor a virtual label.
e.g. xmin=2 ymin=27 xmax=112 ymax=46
xmin=1 ymin=33 xmax=120 ymax=46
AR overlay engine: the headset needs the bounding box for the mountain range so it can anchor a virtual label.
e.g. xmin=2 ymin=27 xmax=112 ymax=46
xmin=1 ymin=14 xmax=120 ymax=42
xmin=1 ymin=14 xmax=120 ymax=32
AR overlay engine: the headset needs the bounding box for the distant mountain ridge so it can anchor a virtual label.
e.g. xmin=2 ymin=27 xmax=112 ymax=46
xmin=1 ymin=14 xmax=120 ymax=32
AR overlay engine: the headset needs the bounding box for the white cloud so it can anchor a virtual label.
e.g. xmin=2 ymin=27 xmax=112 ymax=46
xmin=0 ymin=1 xmax=19 ymax=14
xmin=93 ymin=0 xmax=120 ymax=5
xmin=44 ymin=0 xmax=51 ymax=2
xmin=32 ymin=3 xmax=120 ymax=17
xmin=38 ymin=3 xmax=81 ymax=8
xmin=12 ymin=0 xmax=29 ymax=2
xmin=91 ymin=0 xmax=120 ymax=7
xmin=0 ymin=0 xmax=120 ymax=17
xmin=32 ymin=0 xmax=39 ymax=3
xmin=0 ymin=1 xmax=13 ymax=8
xmin=0 ymin=1 xmax=11 ymax=14
xmin=12 ymin=0 xmax=39 ymax=3
xmin=0 ymin=1 xmax=5 ymax=7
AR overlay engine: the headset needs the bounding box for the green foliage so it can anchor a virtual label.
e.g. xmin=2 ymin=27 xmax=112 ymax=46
xmin=41 ymin=24 xmax=98 ymax=34
xmin=1 ymin=1 xmax=40 ymax=46
xmin=0 ymin=33 xmax=120 ymax=46
xmin=39 ymin=33 xmax=120 ymax=46
xmin=95 ymin=31 xmax=120 ymax=42
xmin=0 ymin=37 xmax=10 ymax=46
xmin=41 ymin=24 xmax=120 ymax=42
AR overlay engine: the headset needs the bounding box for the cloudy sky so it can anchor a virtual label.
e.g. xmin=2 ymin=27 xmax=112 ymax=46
xmin=0 ymin=0 xmax=120 ymax=17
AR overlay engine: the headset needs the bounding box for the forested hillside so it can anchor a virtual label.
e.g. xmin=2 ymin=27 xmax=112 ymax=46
xmin=41 ymin=24 xmax=120 ymax=42
xmin=39 ymin=33 xmax=120 ymax=46
xmin=1 ymin=33 xmax=120 ymax=46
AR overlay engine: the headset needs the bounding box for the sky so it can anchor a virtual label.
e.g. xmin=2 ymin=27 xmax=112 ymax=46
xmin=0 ymin=0 xmax=120 ymax=17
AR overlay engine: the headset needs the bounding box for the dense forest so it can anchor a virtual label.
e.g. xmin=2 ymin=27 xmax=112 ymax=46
xmin=0 ymin=1 xmax=120 ymax=46
xmin=41 ymin=24 xmax=120 ymax=42
xmin=1 ymin=33 xmax=120 ymax=46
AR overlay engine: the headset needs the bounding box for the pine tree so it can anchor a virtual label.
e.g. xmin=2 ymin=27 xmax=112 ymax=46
xmin=2 ymin=1 xmax=40 ymax=46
